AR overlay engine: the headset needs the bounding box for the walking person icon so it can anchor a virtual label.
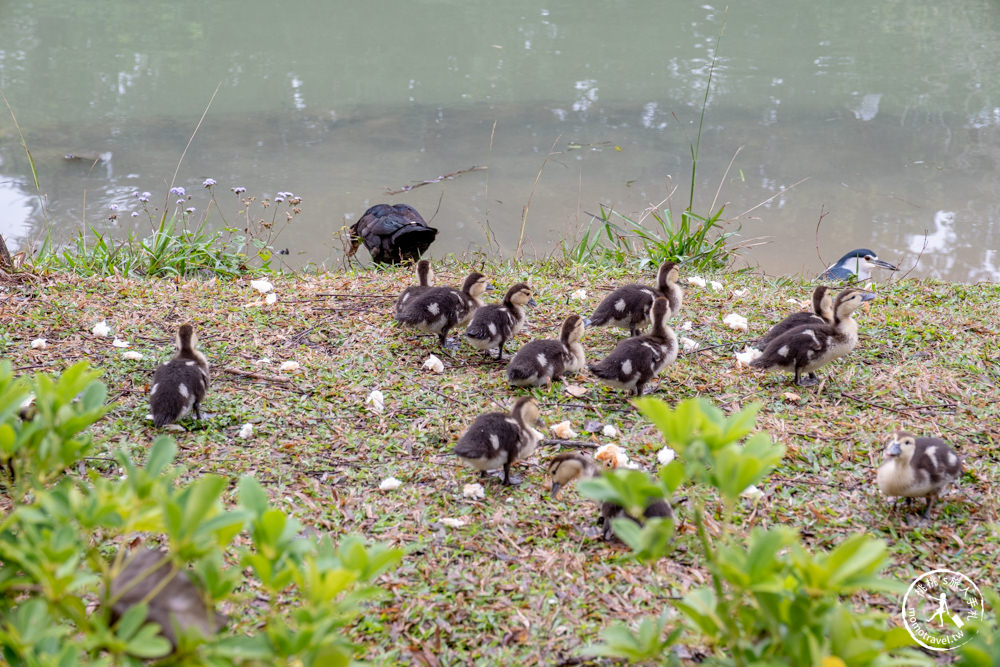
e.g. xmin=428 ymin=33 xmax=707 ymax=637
xmin=929 ymin=593 xmax=950 ymax=626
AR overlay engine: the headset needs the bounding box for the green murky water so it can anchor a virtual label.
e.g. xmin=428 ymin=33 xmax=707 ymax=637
xmin=2 ymin=0 xmax=999 ymax=280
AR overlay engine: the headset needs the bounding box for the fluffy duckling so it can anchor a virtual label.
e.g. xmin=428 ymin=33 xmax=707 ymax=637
xmin=150 ymin=324 xmax=210 ymax=427
xmin=749 ymin=288 xmax=875 ymax=386
xmin=506 ymin=314 xmax=586 ymax=387
xmin=589 ymin=297 xmax=678 ymax=396
xmin=877 ymin=431 xmax=962 ymax=518
xmin=393 ymin=260 xmax=434 ymax=317
xmin=465 ymin=282 xmax=535 ymax=360
xmin=588 ymin=260 xmax=682 ymax=336
xmin=453 ymin=397 xmax=544 ymax=486
xmin=548 ymin=452 xmax=673 ymax=541
xmin=396 ymin=272 xmax=489 ymax=348
xmin=348 ymin=203 xmax=437 ymax=264
xmin=753 ymin=285 xmax=834 ymax=352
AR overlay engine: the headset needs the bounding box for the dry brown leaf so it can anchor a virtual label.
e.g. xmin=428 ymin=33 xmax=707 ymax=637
xmin=564 ymin=383 xmax=588 ymax=397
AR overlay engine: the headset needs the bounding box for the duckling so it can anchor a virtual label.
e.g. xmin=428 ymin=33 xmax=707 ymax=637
xmin=453 ymin=396 xmax=543 ymax=486
xmin=465 ymin=282 xmax=535 ymax=360
xmin=396 ymin=272 xmax=489 ymax=348
xmin=150 ymin=323 xmax=210 ymax=427
xmin=506 ymin=314 xmax=585 ymax=387
xmin=589 ymin=297 xmax=678 ymax=396
xmin=348 ymin=203 xmax=437 ymax=264
xmin=749 ymin=288 xmax=875 ymax=386
xmin=753 ymin=285 xmax=834 ymax=352
xmin=588 ymin=260 xmax=682 ymax=336
xmin=548 ymin=452 xmax=673 ymax=541
xmin=876 ymin=430 xmax=962 ymax=518
xmin=393 ymin=260 xmax=434 ymax=317
xmin=817 ymin=248 xmax=897 ymax=282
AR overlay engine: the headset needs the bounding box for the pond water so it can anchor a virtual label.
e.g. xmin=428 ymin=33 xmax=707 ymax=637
xmin=2 ymin=0 xmax=999 ymax=281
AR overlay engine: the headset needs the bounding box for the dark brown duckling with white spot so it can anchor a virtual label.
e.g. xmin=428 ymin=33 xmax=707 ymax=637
xmin=750 ymin=288 xmax=875 ymax=386
xmin=589 ymin=297 xmax=678 ymax=396
xmin=150 ymin=324 xmax=210 ymax=427
xmin=548 ymin=452 xmax=673 ymax=541
xmin=465 ymin=282 xmax=535 ymax=360
xmin=506 ymin=314 xmax=585 ymax=387
xmin=396 ymin=272 xmax=489 ymax=348
xmin=877 ymin=430 xmax=962 ymax=518
xmin=453 ymin=397 xmax=544 ymax=486
xmin=753 ymin=285 xmax=834 ymax=352
xmin=588 ymin=260 xmax=682 ymax=336
xmin=393 ymin=260 xmax=434 ymax=317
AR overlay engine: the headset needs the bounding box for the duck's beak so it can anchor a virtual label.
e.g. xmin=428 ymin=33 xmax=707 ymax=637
xmin=527 ymin=298 xmax=538 ymax=307
xmin=535 ymin=416 xmax=546 ymax=428
xmin=550 ymin=482 xmax=562 ymax=498
xmin=860 ymin=292 xmax=877 ymax=303
xmin=485 ymin=284 xmax=496 ymax=292
xmin=871 ymin=258 xmax=898 ymax=271
xmin=886 ymin=441 xmax=901 ymax=457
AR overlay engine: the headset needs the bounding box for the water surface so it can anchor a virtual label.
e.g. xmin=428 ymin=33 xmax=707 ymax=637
xmin=2 ymin=0 xmax=999 ymax=281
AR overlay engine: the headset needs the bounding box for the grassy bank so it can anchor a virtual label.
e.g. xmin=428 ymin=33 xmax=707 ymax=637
xmin=1 ymin=260 xmax=998 ymax=663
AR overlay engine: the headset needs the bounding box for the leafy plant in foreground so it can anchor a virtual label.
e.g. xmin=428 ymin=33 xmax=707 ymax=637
xmin=579 ymin=398 xmax=933 ymax=666
xmin=0 ymin=361 xmax=402 ymax=665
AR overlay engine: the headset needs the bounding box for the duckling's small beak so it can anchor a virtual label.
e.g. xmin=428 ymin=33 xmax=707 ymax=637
xmin=860 ymin=292 xmax=877 ymax=303
xmin=527 ymin=297 xmax=538 ymax=307
xmin=535 ymin=416 xmax=546 ymax=428
xmin=485 ymin=284 xmax=496 ymax=292
xmin=872 ymin=258 xmax=898 ymax=271
xmin=582 ymin=318 xmax=592 ymax=328
xmin=886 ymin=441 xmax=901 ymax=457
xmin=550 ymin=482 xmax=562 ymax=498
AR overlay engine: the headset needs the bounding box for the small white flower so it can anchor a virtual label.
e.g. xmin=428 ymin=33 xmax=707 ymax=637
xmin=30 ymin=338 xmax=47 ymax=349
xmin=709 ymin=280 xmax=723 ymax=291
xmin=279 ymin=360 xmax=300 ymax=372
xmin=742 ymin=485 xmax=763 ymax=499
xmin=570 ymin=288 xmax=588 ymax=300
xmin=680 ymin=336 xmax=700 ymax=353
xmin=440 ymin=517 xmax=467 ymax=528
xmin=91 ymin=320 xmax=112 ymax=337
xmin=112 ymin=338 xmax=130 ymax=348
xmin=687 ymin=276 xmax=707 ymax=288
xmin=732 ymin=288 xmax=748 ymax=298
xmin=657 ymin=446 xmax=676 ymax=466
xmin=786 ymin=298 xmax=801 ymax=306
xmin=551 ymin=421 xmax=577 ymax=439
xmin=602 ymin=424 xmax=618 ymax=438
xmin=379 ymin=476 xmax=402 ymax=491
xmin=264 ymin=293 xmax=277 ymax=305
xmin=237 ymin=423 xmax=254 ymax=439
xmin=679 ymin=321 xmax=693 ymax=332
xmin=366 ymin=389 xmax=385 ymax=413
xmin=122 ymin=350 xmax=144 ymax=361
xmin=723 ymin=313 xmax=749 ymax=333
xmin=462 ymin=483 xmax=486 ymax=500
xmin=735 ymin=347 xmax=763 ymax=367
xmin=250 ymin=278 xmax=274 ymax=294
xmin=422 ymin=354 xmax=445 ymax=373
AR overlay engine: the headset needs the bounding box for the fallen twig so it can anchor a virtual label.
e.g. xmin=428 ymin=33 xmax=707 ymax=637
xmin=384 ymin=165 xmax=487 ymax=195
xmin=219 ymin=367 xmax=292 ymax=384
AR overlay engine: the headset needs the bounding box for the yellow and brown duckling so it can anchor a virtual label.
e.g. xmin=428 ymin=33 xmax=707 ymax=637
xmin=396 ymin=271 xmax=489 ymax=349
xmin=392 ymin=260 xmax=434 ymax=317
xmin=753 ymin=285 xmax=834 ymax=352
xmin=150 ymin=323 xmax=210 ymax=427
xmin=506 ymin=314 xmax=586 ymax=387
xmin=749 ymin=288 xmax=875 ymax=386
xmin=465 ymin=282 xmax=535 ymax=360
xmin=589 ymin=297 xmax=678 ymax=396
xmin=877 ymin=430 xmax=962 ymax=518
xmin=453 ymin=396 xmax=544 ymax=486
xmin=548 ymin=452 xmax=673 ymax=541
xmin=588 ymin=260 xmax=682 ymax=336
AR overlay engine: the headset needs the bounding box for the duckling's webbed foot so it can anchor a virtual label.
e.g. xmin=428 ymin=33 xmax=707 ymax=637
xmin=794 ymin=369 xmax=819 ymax=387
xmin=500 ymin=463 xmax=523 ymax=486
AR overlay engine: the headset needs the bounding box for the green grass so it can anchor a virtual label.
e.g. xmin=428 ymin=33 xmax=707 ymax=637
xmin=1 ymin=261 xmax=998 ymax=663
